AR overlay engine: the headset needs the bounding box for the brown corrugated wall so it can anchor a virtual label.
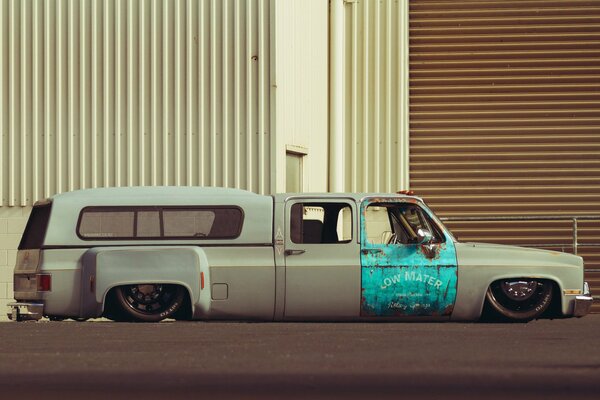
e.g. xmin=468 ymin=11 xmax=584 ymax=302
xmin=409 ymin=0 xmax=600 ymax=311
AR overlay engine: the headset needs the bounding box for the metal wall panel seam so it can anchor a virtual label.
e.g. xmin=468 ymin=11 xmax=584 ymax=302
xmin=233 ymin=0 xmax=240 ymax=189
xmin=32 ymin=0 xmax=39 ymax=202
xmin=44 ymin=0 xmax=50 ymax=197
xmin=350 ymin=1 xmax=357 ymax=193
xmin=400 ymin=0 xmax=409 ymax=190
xmin=385 ymin=0 xmax=392 ymax=192
xmin=222 ymin=0 xmax=229 ymax=188
xmin=91 ymin=0 xmax=97 ymax=188
xmin=175 ymin=0 xmax=181 ymax=186
xmin=151 ymin=0 xmax=157 ymax=186
xmin=162 ymin=0 xmax=169 ymax=185
xmin=20 ymin=0 xmax=27 ymax=205
xmin=8 ymin=0 xmax=14 ymax=206
xmin=0 ymin=0 xmax=3 ymax=205
xmin=258 ymin=0 xmax=264 ymax=194
xmin=115 ymin=0 xmax=121 ymax=187
xmin=198 ymin=0 xmax=205 ymax=187
xmin=373 ymin=0 xmax=380 ymax=193
xmin=127 ymin=0 xmax=133 ymax=186
xmin=186 ymin=0 xmax=192 ymax=186
xmin=68 ymin=0 xmax=74 ymax=193
xmin=362 ymin=0 xmax=369 ymax=191
xmin=79 ymin=0 xmax=85 ymax=190
xmin=103 ymin=0 xmax=109 ymax=187
xmin=210 ymin=0 xmax=216 ymax=186
xmin=57 ymin=0 xmax=64 ymax=195
xmin=245 ymin=0 xmax=252 ymax=191
xmin=140 ymin=0 xmax=146 ymax=186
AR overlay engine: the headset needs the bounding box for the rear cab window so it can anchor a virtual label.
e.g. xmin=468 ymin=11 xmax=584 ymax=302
xmin=19 ymin=203 xmax=53 ymax=250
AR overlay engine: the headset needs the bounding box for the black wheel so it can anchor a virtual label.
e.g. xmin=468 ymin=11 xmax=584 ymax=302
xmin=115 ymin=284 xmax=185 ymax=322
xmin=485 ymin=279 xmax=553 ymax=321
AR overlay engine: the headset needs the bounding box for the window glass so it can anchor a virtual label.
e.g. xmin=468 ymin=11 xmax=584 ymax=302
xmin=78 ymin=207 xmax=243 ymax=240
xmin=290 ymin=203 xmax=352 ymax=244
xmin=364 ymin=203 xmax=444 ymax=245
xmin=79 ymin=211 xmax=135 ymax=238
xmin=19 ymin=203 xmax=52 ymax=249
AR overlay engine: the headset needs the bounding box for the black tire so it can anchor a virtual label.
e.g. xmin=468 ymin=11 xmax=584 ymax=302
xmin=485 ymin=279 xmax=553 ymax=322
xmin=115 ymin=284 xmax=186 ymax=322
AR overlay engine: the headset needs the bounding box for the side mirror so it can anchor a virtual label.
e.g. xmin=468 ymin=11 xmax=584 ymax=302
xmin=416 ymin=229 xmax=433 ymax=245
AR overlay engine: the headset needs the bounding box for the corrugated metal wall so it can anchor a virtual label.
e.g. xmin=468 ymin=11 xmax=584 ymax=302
xmin=409 ymin=0 xmax=600 ymax=310
xmin=0 ymin=0 xmax=272 ymax=207
xmin=342 ymin=0 xmax=410 ymax=193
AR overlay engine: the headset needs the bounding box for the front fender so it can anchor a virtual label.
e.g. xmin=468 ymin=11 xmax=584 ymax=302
xmin=80 ymin=246 xmax=209 ymax=318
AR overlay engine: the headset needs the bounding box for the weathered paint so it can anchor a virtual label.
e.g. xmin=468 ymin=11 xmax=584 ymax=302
xmin=360 ymin=199 xmax=458 ymax=317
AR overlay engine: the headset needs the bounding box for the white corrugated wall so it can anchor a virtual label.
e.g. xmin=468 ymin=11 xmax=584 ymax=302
xmin=0 ymin=0 xmax=272 ymax=208
xmin=341 ymin=0 xmax=410 ymax=193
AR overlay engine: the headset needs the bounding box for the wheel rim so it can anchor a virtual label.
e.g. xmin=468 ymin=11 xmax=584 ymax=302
xmin=489 ymin=279 xmax=551 ymax=314
xmin=120 ymin=284 xmax=179 ymax=315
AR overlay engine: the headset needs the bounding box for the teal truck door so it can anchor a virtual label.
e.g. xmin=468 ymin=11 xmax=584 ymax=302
xmin=360 ymin=199 xmax=458 ymax=317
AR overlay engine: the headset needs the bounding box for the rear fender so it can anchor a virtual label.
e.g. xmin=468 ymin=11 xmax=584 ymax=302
xmin=80 ymin=246 xmax=209 ymax=318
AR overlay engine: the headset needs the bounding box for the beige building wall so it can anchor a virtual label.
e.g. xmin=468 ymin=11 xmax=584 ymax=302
xmin=0 ymin=207 xmax=30 ymax=316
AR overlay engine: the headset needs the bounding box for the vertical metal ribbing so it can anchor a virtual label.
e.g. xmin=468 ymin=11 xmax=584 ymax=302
xmin=198 ymin=0 xmax=205 ymax=186
xmin=361 ymin=0 xmax=369 ymax=191
xmin=115 ymin=0 xmax=121 ymax=187
xmin=44 ymin=0 xmax=50 ymax=197
xmin=245 ymin=0 xmax=252 ymax=191
xmin=151 ymin=0 xmax=157 ymax=186
xmin=127 ymin=0 xmax=133 ymax=186
xmin=79 ymin=0 xmax=86 ymax=189
xmin=350 ymin=2 xmax=357 ymax=192
xmin=91 ymin=0 xmax=97 ymax=188
xmin=209 ymin=0 xmax=216 ymax=186
xmin=20 ymin=0 xmax=27 ymax=205
xmin=68 ymin=0 xmax=74 ymax=192
xmin=373 ymin=0 xmax=380 ymax=193
xmin=0 ymin=0 xmax=3 ymax=205
xmin=102 ymin=0 xmax=109 ymax=187
xmin=8 ymin=0 xmax=15 ymax=206
xmin=385 ymin=0 xmax=392 ymax=192
xmin=233 ymin=0 xmax=240 ymax=189
xmin=257 ymin=0 xmax=264 ymax=194
xmin=32 ymin=1 xmax=39 ymax=202
xmin=56 ymin=0 xmax=63 ymax=195
xmin=186 ymin=0 xmax=192 ymax=186
xmin=139 ymin=0 xmax=146 ymax=186
xmin=175 ymin=0 xmax=181 ymax=186
xmin=162 ymin=0 xmax=169 ymax=185
xmin=398 ymin=0 xmax=408 ymax=190
xmin=222 ymin=0 xmax=229 ymax=188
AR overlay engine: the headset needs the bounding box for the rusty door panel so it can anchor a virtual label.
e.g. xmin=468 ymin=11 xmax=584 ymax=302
xmin=360 ymin=201 xmax=458 ymax=317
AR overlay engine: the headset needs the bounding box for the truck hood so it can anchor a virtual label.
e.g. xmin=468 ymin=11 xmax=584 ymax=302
xmin=454 ymin=242 xmax=583 ymax=270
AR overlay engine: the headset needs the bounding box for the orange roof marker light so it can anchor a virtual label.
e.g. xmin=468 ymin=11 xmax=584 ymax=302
xmin=396 ymin=190 xmax=415 ymax=196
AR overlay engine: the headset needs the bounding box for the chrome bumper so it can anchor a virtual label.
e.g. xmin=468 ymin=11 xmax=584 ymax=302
xmin=573 ymin=282 xmax=593 ymax=317
xmin=7 ymin=302 xmax=44 ymax=321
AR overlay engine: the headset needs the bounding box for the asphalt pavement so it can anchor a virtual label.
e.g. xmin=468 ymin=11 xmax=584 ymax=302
xmin=0 ymin=315 xmax=599 ymax=400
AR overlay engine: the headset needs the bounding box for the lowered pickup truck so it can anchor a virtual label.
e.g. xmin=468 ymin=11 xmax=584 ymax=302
xmin=8 ymin=186 xmax=592 ymax=322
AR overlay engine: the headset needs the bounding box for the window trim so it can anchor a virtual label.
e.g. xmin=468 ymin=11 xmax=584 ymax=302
xmin=76 ymin=205 xmax=245 ymax=241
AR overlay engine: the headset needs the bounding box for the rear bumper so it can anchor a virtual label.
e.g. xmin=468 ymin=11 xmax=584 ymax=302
xmin=573 ymin=282 xmax=593 ymax=317
xmin=7 ymin=302 xmax=44 ymax=321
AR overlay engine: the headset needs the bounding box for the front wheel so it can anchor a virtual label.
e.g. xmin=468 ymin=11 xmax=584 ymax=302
xmin=115 ymin=284 xmax=186 ymax=322
xmin=485 ymin=279 xmax=553 ymax=322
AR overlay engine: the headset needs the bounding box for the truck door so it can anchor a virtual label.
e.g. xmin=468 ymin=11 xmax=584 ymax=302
xmin=360 ymin=199 xmax=458 ymax=317
xmin=283 ymin=199 xmax=360 ymax=319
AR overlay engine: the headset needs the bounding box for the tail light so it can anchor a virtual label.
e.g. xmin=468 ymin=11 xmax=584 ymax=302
xmin=36 ymin=274 xmax=51 ymax=292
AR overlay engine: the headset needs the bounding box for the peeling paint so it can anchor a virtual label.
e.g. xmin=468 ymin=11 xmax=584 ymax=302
xmin=360 ymin=199 xmax=458 ymax=317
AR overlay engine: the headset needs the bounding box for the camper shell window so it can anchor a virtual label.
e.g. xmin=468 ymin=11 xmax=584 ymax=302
xmin=77 ymin=206 xmax=244 ymax=240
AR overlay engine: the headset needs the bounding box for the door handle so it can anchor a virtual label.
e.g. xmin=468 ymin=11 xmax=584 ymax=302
xmin=285 ymin=249 xmax=306 ymax=256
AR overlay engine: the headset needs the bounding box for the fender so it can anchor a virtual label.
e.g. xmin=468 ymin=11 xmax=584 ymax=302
xmin=79 ymin=246 xmax=209 ymax=318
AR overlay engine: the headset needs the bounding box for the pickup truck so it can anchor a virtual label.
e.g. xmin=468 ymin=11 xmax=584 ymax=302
xmin=8 ymin=186 xmax=593 ymax=322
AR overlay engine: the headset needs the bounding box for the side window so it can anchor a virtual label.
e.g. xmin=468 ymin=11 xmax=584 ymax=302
xmin=290 ymin=203 xmax=352 ymax=244
xmin=78 ymin=207 xmax=243 ymax=240
xmin=364 ymin=203 xmax=444 ymax=245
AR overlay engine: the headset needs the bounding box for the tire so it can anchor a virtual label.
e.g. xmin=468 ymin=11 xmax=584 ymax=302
xmin=485 ymin=279 xmax=553 ymax=322
xmin=115 ymin=284 xmax=186 ymax=322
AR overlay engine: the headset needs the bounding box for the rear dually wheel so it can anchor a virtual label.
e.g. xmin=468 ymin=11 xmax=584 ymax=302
xmin=115 ymin=284 xmax=185 ymax=322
